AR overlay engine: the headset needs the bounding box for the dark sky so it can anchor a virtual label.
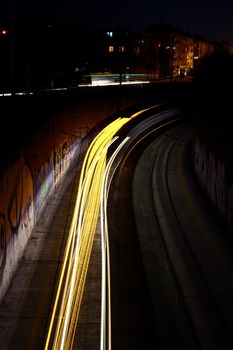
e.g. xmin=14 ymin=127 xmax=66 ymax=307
xmin=1 ymin=0 xmax=233 ymax=42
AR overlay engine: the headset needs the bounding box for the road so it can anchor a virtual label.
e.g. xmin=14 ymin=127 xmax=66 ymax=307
xmin=0 ymin=104 xmax=233 ymax=349
xmin=108 ymin=121 xmax=233 ymax=349
xmin=0 ymin=104 xmax=172 ymax=350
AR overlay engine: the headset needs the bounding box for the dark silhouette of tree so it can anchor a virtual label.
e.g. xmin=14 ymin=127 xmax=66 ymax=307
xmin=194 ymin=49 xmax=233 ymax=83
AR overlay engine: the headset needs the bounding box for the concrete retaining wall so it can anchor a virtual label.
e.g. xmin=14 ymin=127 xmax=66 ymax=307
xmin=0 ymin=113 xmax=82 ymax=301
xmin=0 ymin=85 xmax=155 ymax=302
xmin=193 ymin=136 xmax=233 ymax=229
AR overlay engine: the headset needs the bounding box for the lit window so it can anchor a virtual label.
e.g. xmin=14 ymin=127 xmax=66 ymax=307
xmin=119 ymin=46 xmax=125 ymax=52
xmin=107 ymin=31 xmax=113 ymax=37
xmin=109 ymin=46 xmax=114 ymax=52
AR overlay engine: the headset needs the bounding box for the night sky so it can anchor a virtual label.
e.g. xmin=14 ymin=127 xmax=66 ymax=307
xmin=1 ymin=0 xmax=233 ymax=42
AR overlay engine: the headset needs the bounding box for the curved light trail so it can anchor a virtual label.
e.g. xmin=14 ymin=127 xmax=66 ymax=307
xmin=43 ymin=104 xmax=167 ymax=350
xmin=100 ymin=136 xmax=130 ymax=350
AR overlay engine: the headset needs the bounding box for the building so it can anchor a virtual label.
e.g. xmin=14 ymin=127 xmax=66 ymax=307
xmin=131 ymin=24 xmax=215 ymax=79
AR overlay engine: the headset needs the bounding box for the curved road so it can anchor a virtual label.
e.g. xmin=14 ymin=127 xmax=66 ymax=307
xmin=108 ymin=122 xmax=233 ymax=349
xmin=0 ymin=107 xmax=233 ymax=350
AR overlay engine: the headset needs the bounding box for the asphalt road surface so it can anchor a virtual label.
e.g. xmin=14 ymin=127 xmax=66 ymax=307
xmin=0 ymin=113 xmax=233 ymax=350
xmin=108 ymin=122 xmax=233 ymax=350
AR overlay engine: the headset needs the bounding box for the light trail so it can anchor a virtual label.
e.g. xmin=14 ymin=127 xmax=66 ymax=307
xmin=100 ymin=137 xmax=130 ymax=350
xmin=44 ymin=117 xmax=133 ymax=350
xmin=43 ymin=104 xmax=162 ymax=350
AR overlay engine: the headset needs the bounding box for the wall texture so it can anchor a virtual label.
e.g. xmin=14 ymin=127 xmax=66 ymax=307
xmin=193 ymin=136 xmax=232 ymax=230
xmin=0 ymin=113 xmax=82 ymax=301
xmin=0 ymin=84 xmax=157 ymax=302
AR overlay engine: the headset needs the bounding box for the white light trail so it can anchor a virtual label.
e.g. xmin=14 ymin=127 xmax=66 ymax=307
xmin=100 ymin=137 xmax=130 ymax=350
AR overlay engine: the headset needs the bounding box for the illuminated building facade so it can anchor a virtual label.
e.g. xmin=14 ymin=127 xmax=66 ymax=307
xmin=0 ymin=22 xmax=230 ymax=91
xmin=132 ymin=25 xmax=215 ymax=79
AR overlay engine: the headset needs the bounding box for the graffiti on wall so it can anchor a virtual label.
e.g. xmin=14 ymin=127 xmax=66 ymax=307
xmin=53 ymin=149 xmax=61 ymax=184
xmin=35 ymin=140 xmax=72 ymax=218
xmin=0 ymin=136 xmax=76 ymax=287
xmin=35 ymin=156 xmax=53 ymax=218
xmin=0 ymin=213 xmax=6 ymax=283
xmin=0 ymin=161 xmax=34 ymax=284
xmin=61 ymin=141 xmax=68 ymax=173
xmin=7 ymin=166 xmax=24 ymax=236
xmin=53 ymin=140 xmax=72 ymax=185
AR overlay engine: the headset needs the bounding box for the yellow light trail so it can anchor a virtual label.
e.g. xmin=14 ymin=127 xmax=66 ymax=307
xmin=43 ymin=106 xmax=158 ymax=350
